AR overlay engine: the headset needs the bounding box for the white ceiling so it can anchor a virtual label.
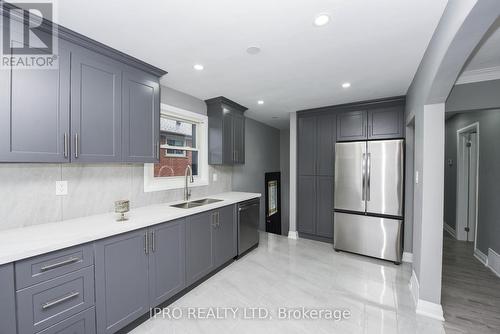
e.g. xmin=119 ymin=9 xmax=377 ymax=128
xmin=463 ymin=18 xmax=500 ymax=72
xmin=54 ymin=0 xmax=447 ymax=129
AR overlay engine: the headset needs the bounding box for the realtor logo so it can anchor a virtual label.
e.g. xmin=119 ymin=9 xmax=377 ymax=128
xmin=1 ymin=0 xmax=58 ymax=69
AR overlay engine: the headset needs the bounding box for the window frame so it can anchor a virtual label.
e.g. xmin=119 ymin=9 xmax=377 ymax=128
xmin=144 ymin=104 xmax=209 ymax=192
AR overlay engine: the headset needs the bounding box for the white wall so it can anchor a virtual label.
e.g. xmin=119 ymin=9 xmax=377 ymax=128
xmin=288 ymin=112 xmax=297 ymax=238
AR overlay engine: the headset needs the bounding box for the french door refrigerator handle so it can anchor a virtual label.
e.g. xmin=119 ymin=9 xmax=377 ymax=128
xmin=366 ymin=153 xmax=371 ymax=201
xmin=362 ymin=153 xmax=366 ymax=201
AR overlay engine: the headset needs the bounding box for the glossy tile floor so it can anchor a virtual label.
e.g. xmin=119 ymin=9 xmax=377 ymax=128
xmin=130 ymin=232 xmax=446 ymax=334
xmin=441 ymin=233 xmax=500 ymax=334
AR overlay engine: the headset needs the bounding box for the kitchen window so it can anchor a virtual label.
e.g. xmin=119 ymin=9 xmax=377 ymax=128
xmin=144 ymin=104 xmax=208 ymax=192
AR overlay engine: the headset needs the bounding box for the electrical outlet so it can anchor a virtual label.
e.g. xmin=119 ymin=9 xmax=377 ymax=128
xmin=55 ymin=181 xmax=68 ymax=196
xmin=213 ymin=173 xmax=218 ymax=182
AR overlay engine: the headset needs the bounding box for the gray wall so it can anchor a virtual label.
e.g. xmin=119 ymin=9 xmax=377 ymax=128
xmin=446 ymin=79 xmax=500 ymax=113
xmin=0 ymin=86 xmax=232 ymax=231
xmin=232 ymin=118 xmax=281 ymax=231
xmin=160 ymin=85 xmax=207 ymax=115
xmin=444 ymin=108 xmax=500 ymax=255
xmin=280 ymin=129 xmax=290 ymax=236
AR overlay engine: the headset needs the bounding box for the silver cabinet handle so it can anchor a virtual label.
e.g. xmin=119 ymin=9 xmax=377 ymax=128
xmin=41 ymin=291 xmax=79 ymax=310
xmin=40 ymin=257 xmax=80 ymax=272
xmin=63 ymin=133 xmax=68 ymax=158
xmin=151 ymin=230 xmax=156 ymax=253
xmin=362 ymin=153 xmax=366 ymax=201
xmin=144 ymin=232 xmax=149 ymax=255
xmin=74 ymin=133 xmax=79 ymax=158
xmin=366 ymin=153 xmax=371 ymax=201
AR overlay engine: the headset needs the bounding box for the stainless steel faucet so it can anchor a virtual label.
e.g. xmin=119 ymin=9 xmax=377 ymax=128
xmin=184 ymin=165 xmax=194 ymax=201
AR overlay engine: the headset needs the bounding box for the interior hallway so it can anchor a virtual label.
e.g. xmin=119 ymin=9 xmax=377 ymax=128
xmin=441 ymin=234 xmax=500 ymax=333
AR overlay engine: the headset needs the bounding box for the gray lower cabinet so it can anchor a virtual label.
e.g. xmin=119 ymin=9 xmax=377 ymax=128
xmin=297 ymin=175 xmax=316 ymax=235
xmin=37 ymin=307 xmax=96 ymax=334
xmin=94 ymin=229 xmax=149 ymax=334
xmin=148 ymin=219 xmax=186 ymax=307
xmin=0 ymin=264 xmax=17 ymax=334
xmin=336 ymin=110 xmax=367 ymax=141
xmin=71 ymin=47 xmax=123 ymax=162
xmin=186 ymin=211 xmax=214 ymax=285
xmin=186 ymin=205 xmax=237 ymax=285
xmin=0 ymin=39 xmax=71 ymax=163
xmin=213 ymin=205 xmax=237 ymax=268
xmin=122 ymin=70 xmax=160 ymax=163
xmin=316 ymin=176 xmax=334 ymax=239
xmin=17 ymin=266 xmax=95 ymax=334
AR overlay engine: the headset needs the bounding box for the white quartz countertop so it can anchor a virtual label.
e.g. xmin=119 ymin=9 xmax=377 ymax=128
xmin=0 ymin=192 xmax=261 ymax=265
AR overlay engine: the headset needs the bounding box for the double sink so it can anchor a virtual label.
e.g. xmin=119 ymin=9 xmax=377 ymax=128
xmin=170 ymin=198 xmax=223 ymax=209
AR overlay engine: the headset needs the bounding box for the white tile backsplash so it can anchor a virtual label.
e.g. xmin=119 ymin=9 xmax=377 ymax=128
xmin=0 ymin=163 xmax=232 ymax=231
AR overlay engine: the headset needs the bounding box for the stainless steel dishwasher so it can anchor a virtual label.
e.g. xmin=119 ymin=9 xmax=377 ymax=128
xmin=237 ymin=199 xmax=260 ymax=257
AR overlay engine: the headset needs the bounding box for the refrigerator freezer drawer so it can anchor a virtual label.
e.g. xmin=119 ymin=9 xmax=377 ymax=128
xmin=334 ymin=212 xmax=402 ymax=263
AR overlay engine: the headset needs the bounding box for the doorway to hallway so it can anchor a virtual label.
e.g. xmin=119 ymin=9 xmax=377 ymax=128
xmin=455 ymin=123 xmax=479 ymax=244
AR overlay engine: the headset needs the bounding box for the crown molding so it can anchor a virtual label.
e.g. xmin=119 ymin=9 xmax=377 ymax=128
xmin=456 ymin=66 xmax=500 ymax=85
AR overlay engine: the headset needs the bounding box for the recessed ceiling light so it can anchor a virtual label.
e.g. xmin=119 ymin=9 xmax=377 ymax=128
xmin=257 ymin=100 xmax=264 ymax=105
xmin=314 ymin=13 xmax=330 ymax=27
xmin=193 ymin=64 xmax=204 ymax=71
xmin=246 ymin=46 xmax=261 ymax=55
xmin=342 ymin=82 xmax=351 ymax=88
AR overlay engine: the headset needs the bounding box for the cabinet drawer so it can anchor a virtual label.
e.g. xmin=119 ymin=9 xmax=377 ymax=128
xmin=16 ymin=244 xmax=93 ymax=289
xmin=37 ymin=307 xmax=96 ymax=334
xmin=17 ymin=266 xmax=95 ymax=334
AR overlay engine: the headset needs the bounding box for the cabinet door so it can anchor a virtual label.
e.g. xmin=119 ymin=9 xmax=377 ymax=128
xmin=316 ymin=114 xmax=336 ymax=176
xmin=298 ymin=116 xmax=317 ymax=175
xmin=222 ymin=108 xmax=234 ymax=165
xmin=367 ymin=106 xmax=404 ymax=139
xmin=0 ymin=264 xmax=16 ymax=334
xmin=186 ymin=211 xmax=214 ymax=285
xmin=149 ymin=219 xmax=186 ymax=307
xmin=233 ymin=113 xmax=245 ymax=164
xmin=122 ymin=70 xmax=160 ymax=163
xmin=71 ymin=48 xmax=122 ymax=162
xmin=297 ymin=175 xmax=316 ymax=235
xmin=214 ymin=205 xmax=236 ymax=268
xmin=316 ymin=176 xmax=334 ymax=239
xmin=0 ymin=38 xmax=70 ymax=162
xmin=95 ymin=229 xmax=149 ymax=334
xmin=336 ymin=110 xmax=367 ymax=141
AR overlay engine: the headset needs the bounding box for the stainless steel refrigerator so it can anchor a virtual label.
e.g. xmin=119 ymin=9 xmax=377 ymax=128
xmin=334 ymin=139 xmax=404 ymax=263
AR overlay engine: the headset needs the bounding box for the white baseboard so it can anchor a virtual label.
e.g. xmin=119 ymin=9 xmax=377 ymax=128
xmin=443 ymin=222 xmax=456 ymax=239
xmin=416 ymin=299 xmax=445 ymax=321
xmin=474 ymin=248 xmax=488 ymax=266
xmin=409 ymin=270 xmax=444 ymax=321
xmin=287 ymin=231 xmax=298 ymax=240
xmin=402 ymin=252 xmax=413 ymax=263
xmin=487 ymin=248 xmax=500 ymax=278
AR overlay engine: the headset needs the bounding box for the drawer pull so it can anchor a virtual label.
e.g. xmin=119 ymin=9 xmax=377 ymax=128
xmin=40 ymin=257 xmax=80 ymax=272
xmin=41 ymin=291 xmax=80 ymax=310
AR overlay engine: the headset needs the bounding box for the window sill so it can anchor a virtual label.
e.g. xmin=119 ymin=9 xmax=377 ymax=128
xmin=144 ymin=163 xmax=209 ymax=192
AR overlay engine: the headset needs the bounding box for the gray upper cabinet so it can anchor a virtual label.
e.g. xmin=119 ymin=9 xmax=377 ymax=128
xmin=316 ymin=114 xmax=336 ymax=176
xmin=94 ymin=229 xmax=149 ymax=334
xmin=214 ymin=205 xmax=236 ymax=268
xmin=206 ymin=97 xmax=247 ymax=165
xmin=0 ymin=39 xmax=71 ymax=163
xmin=0 ymin=8 xmax=166 ymax=164
xmin=186 ymin=211 xmax=214 ymax=285
xmin=148 ymin=219 xmax=186 ymax=307
xmin=297 ymin=116 xmax=317 ymax=176
xmin=122 ymin=70 xmax=160 ymax=163
xmin=336 ymin=110 xmax=367 ymax=141
xmin=0 ymin=264 xmax=17 ymax=334
xmin=71 ymin=47 xmax=122 ymax=162
xmin=367 ymin=105 xmax=404 ymax=139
